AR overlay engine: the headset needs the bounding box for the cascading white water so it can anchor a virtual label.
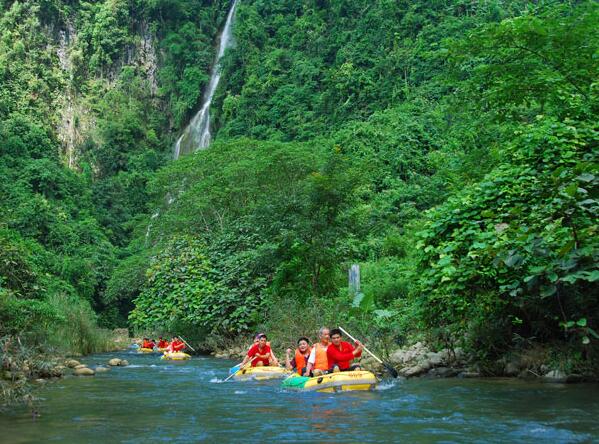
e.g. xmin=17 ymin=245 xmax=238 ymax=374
xmin=173 ymin=0 xmax=239 ymax=159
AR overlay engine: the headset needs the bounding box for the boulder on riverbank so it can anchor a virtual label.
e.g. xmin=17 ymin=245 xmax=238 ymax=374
xmin=65 ymin=359 xmax=81 ymax=368
xmin=387 ymin=342 xmax=468 ymax=379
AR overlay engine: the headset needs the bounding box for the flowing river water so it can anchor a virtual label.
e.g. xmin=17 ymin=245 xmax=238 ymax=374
xmin=1 ymin=350 xmax=598 ymax=443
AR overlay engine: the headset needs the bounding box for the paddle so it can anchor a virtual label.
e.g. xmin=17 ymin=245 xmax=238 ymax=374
xmin=223 ymin=356 xmax=257 ymax=383
xmin=338 ymin=326 xmax=399 ymax=378
xmin=178 ymin=336 xmax=196 ymax=352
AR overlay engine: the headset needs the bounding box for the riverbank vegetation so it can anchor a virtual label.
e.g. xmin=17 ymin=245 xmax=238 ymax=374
xmin=1 ymin=0 xmax=598 ymax=406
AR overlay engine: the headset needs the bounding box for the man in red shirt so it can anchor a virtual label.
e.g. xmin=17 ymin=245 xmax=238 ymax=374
xmin=326 ymin=328 xmax=364 ymax=372
xmin=157 ymin=337 xmax=169 ymax=349
xmin=241 ymin=334 xmax=278 ymax=367
xmin=166 ymin=336 xmax=185 ymax=353
xmin=142 ymin=338 xmax=155 ymax=349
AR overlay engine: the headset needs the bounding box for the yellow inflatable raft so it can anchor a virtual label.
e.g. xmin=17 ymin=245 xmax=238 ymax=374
xmin=281 ymin=370 xmax=378 ymax=393
xmin=233 ymin=366 xmax=291 ymax=381
xmin=138 ymin=347 xmax=157 ymax=353
xmin=161 ymin=352 xmax=191 ymax=361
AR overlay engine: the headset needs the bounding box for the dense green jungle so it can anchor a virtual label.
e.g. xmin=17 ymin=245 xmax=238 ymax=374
xmin=0 ymin=0 xmax=598 ymax=405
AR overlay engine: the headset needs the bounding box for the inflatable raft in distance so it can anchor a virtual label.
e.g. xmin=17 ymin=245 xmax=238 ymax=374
xmin=161 ymin=352 xmax=191 ymax=361
xmin=233 ymin=366 xmax=291 ymax=381
xmin=138 ymin=347 xmax=157 ymax=353
xmin=281 ymin=370 xmax=378 ymax=392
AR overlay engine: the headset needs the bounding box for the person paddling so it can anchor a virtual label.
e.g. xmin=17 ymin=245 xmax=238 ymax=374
xmin=305 ymin=327 xmax=330 ymax=376
xmin=240 ymin=334 xmax=278 ymax=367
xmin=142 ymin=337 xmax=155 ymax=349
xmin=285 ymin=337 xmax=311 ymax=376
xmin=327 ymin=328 xmax=363 ymax=372
xmin=166 ymin=336 xmax=185 ymax=353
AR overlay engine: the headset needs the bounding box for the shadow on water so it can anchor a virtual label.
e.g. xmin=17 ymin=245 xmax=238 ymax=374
xmin=1 ymin=350 xmax=598 ymax=443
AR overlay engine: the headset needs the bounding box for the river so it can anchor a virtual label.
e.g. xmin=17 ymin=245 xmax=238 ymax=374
xmin=1 ymin=350 xmax=598 ymax=443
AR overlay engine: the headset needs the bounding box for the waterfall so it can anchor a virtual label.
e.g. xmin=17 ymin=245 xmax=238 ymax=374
xmin=173 ymin=0 xmax=239 ymax=159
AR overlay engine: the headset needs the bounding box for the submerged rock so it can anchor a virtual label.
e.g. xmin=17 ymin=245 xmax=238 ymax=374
xmin=108 ymin=358 xmax=122 ymax=366
xmin=119 ymin=360 xmax=129 ymax=367
xmin=95 ymin=366 xmax=110 ymax=373
xmin=565 ymin=374 xmax=583 ymax=383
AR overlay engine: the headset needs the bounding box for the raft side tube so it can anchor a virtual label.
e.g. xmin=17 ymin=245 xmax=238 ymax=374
xmin=281 ymin=370 xmax=378 ymax=392
xmin=233 ymin=366 xmax=292 ymax=381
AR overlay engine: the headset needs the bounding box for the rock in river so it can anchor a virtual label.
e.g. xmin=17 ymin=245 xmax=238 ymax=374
xmin=73 ymin=367 xmax=95 ymax=376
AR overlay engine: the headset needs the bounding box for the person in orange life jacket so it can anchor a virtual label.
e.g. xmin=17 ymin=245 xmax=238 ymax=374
xmin=142 ymin=338 xmax=155 ymax=349
xmin=285 ymin=337 xmax=311 ymax=375
xmin=157 ymin=337 xmax=169 ymax=349
xmin=241 ymin=334 xmax=278 ymax=367
xmin=305 ymin=327 xmax=331 ymax=377
xmin=166 ymin=337 xmax=185 ymax=353
xmin=327 ymin=328 xmax=363 ymax=372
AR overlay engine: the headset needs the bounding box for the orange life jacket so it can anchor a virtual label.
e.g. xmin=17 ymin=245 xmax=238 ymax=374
xmin=313 ymin=343 xmax=328 ymax=370
xmin=294 ymin=347 xmax=311 ymax=375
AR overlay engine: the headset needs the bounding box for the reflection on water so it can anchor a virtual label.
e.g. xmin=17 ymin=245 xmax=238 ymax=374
xmin=0 ymin=350 xmax=598 ymax=443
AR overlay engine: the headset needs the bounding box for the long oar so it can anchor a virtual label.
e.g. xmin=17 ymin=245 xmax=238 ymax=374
xmin=178 ymin=336 xmax=196 ymax=352
xmin=223 ymin=356 xmax=257 ymax=383
xmin=338 ymin=326 xmax=399 ymax=378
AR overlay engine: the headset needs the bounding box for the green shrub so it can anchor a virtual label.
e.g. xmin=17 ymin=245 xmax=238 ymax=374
xmin=415 ymin=117 xmax=598 ymax=355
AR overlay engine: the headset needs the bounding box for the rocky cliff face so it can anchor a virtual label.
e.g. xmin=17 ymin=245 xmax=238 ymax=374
xmin=50 ymin=19 xmax=160 ymax=169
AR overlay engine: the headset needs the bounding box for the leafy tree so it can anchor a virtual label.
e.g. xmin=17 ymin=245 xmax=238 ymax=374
xmin=129 ymin=236 xmax=222 ymax=332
